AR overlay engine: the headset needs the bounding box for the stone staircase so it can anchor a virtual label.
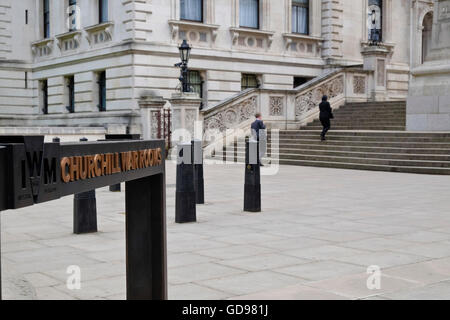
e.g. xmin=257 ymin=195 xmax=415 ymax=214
xmin=302 ymin=101 xmax=406 ymax=131
xmin=212 ymin=101 xmax=450 ymax=175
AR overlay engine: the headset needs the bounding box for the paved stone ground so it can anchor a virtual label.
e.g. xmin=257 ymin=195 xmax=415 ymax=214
xmin=3 ymin=161 xmax=450 ymax=300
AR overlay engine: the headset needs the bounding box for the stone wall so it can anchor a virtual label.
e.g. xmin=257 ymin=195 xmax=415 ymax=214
xmin=407 ymin=0 xmax=450 ymax=131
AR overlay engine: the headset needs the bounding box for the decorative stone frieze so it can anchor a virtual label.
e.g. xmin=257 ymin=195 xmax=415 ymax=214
xmin=203 ymin=96 xmax=257 ymax=133
xmin=295 ymin=75 xmax=344 ymax=116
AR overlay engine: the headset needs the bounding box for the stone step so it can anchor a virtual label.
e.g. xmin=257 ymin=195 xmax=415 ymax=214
xmin=263 ymin=143 xmax=450 ymax=155
xmin=311 ymin=117 xmax=406 ymax=121
xmin=334 ymin=112 xmax=405 ymax=116
xmin=226 ymin=151 xmax=450 ymax=168
xmin=270 ymin=135 xmax=450 ymax=143
xmin=273 ymin=130 xmax=450 ymax=138
xmin=344 ymin=102 xmax=406 ymax=107
xmin=340 ymin=110 xmax=406 ymax=113
xmin=302 ymin=126 xmax=406 ymax=131
xmin=308 ymin=121 xmax=406 ymax=127
xmin=266 ymin=139 xmax=450 ymax=148
xmin=228 ymin=147 xmax=450 ymax=161
xmin=208 ymin=155 xmax=450 ymax=175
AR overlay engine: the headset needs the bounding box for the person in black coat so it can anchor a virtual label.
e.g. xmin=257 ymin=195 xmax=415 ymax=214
xmin=319 ymin=95 xmax=333 ymax=141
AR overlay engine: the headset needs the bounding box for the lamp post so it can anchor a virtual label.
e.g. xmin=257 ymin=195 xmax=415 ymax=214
xmin=175 ymin=39 xmax=192 ymax=93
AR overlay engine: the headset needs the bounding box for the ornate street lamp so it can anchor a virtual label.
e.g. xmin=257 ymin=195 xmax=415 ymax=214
xmin=179 ymin=39 xmax=191 ymax=64
xmin=175 ymin=40 xmax=192 ymax=93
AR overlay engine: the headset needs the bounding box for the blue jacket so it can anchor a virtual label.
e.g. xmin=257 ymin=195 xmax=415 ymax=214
xmin=251 ymin=119 xmax=266 ymax=139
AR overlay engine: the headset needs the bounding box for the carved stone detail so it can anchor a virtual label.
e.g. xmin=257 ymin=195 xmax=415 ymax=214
xmin=353 ymin=76 xmax=366 ymax=94
xmin=269 ymin=97 xmax=284 ymax=116
xmin=295 ymin=75 xmax=344 ymax=117
xmin=204 ymin=96 xmax=257 ymax=133
xmin=150 ymin=110 xmax=160 ymax=139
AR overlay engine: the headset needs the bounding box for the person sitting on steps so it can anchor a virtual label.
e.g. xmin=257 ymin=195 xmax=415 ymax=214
xmin=319 ymin=95 xmax=333 ymax=141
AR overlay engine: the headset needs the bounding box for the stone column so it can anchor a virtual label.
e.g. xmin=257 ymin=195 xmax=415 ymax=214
xmin=139 ymin=95 xmax=167 ymax=140
xmin=169 ymin=92 xmax=202 ymax=143
xmin=361 ymin=45 xmax=390 ymax=101
xmin=407 ymin=0 xmax=450 ymax=131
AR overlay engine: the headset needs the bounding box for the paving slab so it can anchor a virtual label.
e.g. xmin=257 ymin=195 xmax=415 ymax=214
xmin=2 ymin=162 xmax=450 ymax=300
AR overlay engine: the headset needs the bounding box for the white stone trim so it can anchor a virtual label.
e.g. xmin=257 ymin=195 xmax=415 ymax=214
xmin=85 ymin=21 xmax=114 ymax=45
xmin=229 ymin=27 xmax=275 ymax=49
xmin=31 ymin=38 xmax=54 ymax=57
xmin=168 ymin=20 xmax=219 ymax=42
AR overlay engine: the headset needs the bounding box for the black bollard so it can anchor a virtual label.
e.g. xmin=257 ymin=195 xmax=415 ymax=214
xmin=175 ymin=142 xmax=196 ymax=223
xmin=191 ymin=139 xmax=205 ymax=204
xmin=244 ymin=139 xmax=261 ymax=212
xmin=73 ymin=137 xmax=98 ymax=234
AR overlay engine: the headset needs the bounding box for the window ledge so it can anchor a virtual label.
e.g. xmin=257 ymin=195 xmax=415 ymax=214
xmin=230 ymin=27 xmax=275 ymax=37
xmin=32 ymin=38 xmax=54 ymax=47
xmin=85 ymin=22 xmax=114 ymax=45
xmin=360 ymin=41 xmax=395 ymax=53
xmin=168 ymin=20 xmax=220 ymax=41
xmin=31 ymin=38 xmax=54 ymax=57
xmin=55 ymin=30 xmax=82 ymax=41
xmin=282 ymin=33 xmax=323 ymax=57
xmin=85 ymin=21 xmax=114 ymax=33
xmin=229 ymin=27 xmax=275 ymax=48
xmin=55 ymin=30 xmax=82 ymax=51
xmin=283 ymin=33 xmax=323 ymax=42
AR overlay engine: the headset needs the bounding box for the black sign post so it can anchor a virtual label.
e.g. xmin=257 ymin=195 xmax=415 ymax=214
xmin=73 ymin=137 xmax=98 ymax=234
xmin=0 ymin=137 xmax=167 ymax=300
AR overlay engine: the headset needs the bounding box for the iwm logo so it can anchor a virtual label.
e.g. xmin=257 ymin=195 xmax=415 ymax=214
xmin=0 ymin=136 xmax=61 ymax=208
xmin=21 ymin=149 xmax=57 ymax=196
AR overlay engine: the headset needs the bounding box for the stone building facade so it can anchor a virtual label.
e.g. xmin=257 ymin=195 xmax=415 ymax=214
xmin=0 ymin=0 xmax=435 ymax=135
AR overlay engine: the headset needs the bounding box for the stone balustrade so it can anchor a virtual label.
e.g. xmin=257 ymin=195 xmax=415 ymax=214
xmin=201 ymin=67 xmax=374 ymax=155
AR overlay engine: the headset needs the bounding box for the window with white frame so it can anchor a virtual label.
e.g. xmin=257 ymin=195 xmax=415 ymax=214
xmin=292 ymin=0 xmax=309 ymax=34
xmin=240 ymin=0 xmax=259 ymax=29
xmin=180 ymin=0 xmax=203 ymax=22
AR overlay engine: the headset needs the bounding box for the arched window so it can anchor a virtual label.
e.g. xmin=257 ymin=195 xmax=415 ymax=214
xmin=422 ymin=12 xmax=433 ymax=64
xmin=368 ymin=0 xmax=382 ymax=43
